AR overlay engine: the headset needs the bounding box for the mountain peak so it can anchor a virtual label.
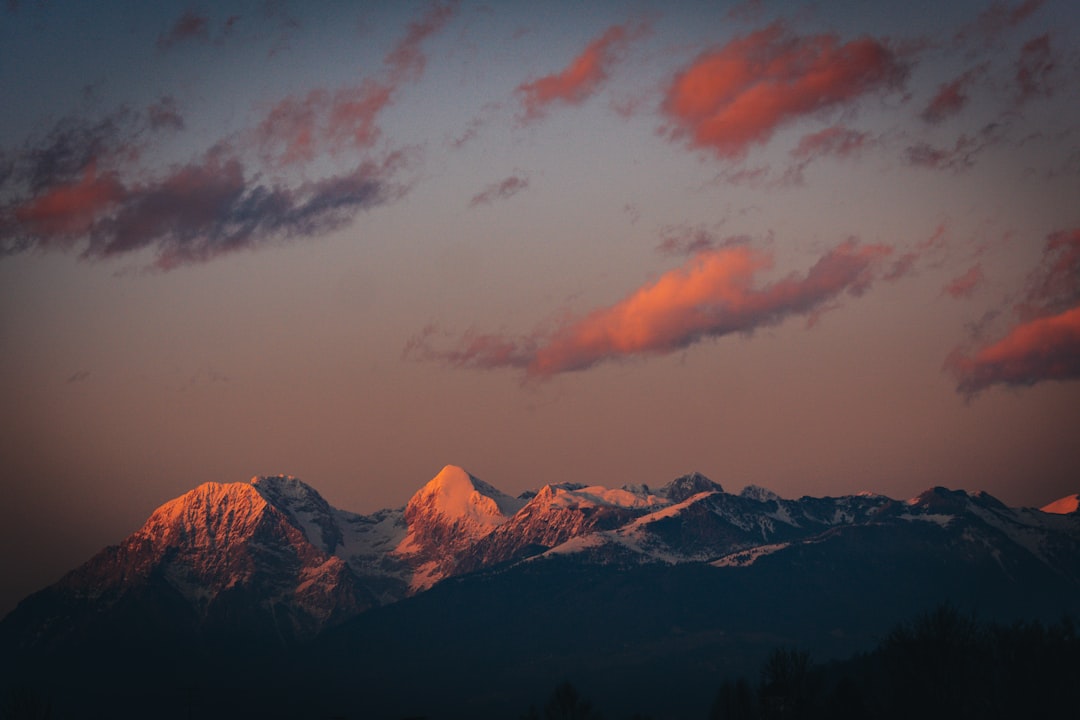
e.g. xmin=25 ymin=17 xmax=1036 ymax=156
xmin=740 ymin=484 xmax=781 ymax=502
xmin=251 ymin=475 xmax=342 ymax=554
xmin=397 ymin=467 xmax=526 ymax=591
xmin=142 ymin=481 xmax=270 ymax=542
xmin=662 ymin=472 xmax=723 ymax=503
xmin=1042 ymin=494 xmax=1080 ymax=514
xmin=408 ymin=465 xmax=523 ymax=523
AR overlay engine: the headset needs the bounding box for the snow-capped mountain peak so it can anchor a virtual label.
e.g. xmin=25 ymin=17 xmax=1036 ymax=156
xmin=1042 ymin=494 xmax=1080 ymax=515
xmin=395 ymin=466 xmax=525 ymax=592
xmin=251 ymin=475 xmax=342 ymax=554
xmin=405 ymin=465 xmax=524 ymax=527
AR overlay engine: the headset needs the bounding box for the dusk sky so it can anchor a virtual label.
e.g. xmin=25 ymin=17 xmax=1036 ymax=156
xmin=2 ymin=0 xmax=1079 ymax=615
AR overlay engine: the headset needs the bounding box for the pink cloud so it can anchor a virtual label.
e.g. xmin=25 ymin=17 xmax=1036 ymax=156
xmin=663 ymin=24 xmax=906 ymax=159
xmin=254 ymin=4 xmax=452 ymax=166
xmin=12 ymin=162 xmax=125 ymax=242
xmin=942 ymin=264 xmax=985 ymax=299
xmin=948 ymin=229 xmax=1080 ymax=395
xmin=409 ymin=240 xmax=892 ymax=377
xmin=385 ymin=1 xmax=458 ymax=82
xmin=921 ymin=66 xmax=985 ymax=124
xmin=469 ymin=175 xmax=529 ymax=207
xmin=517 ymin=23 xmax=642 ymax=123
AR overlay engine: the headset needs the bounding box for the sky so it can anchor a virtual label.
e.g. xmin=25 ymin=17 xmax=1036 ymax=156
xmin=1 ymin=0 xmax=1078 ymax=615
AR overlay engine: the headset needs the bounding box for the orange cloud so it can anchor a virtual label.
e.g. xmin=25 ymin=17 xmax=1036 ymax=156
xmin=943 ymin=264 xmax=984 ymax=299
xmin=948 ymin=229 xmax=1080 ymax=395
xmin=663 ymin=24 xmax=905 ymax=158
xmin=947 ymin=306 xmax=1080 ymax=396
xmin=517 ymin=23 xmax=641 ymax=123
xmin=408 ymin=240 xmax=892 ymax=377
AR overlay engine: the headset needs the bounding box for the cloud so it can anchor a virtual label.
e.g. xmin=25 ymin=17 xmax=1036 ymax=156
xmin=904 ymin=123 xmax=1005 ymax=171
xmin=2 ymin=147 xmax=408 ymax=269
xmin=948 ymin=229 xmax=1080 ymax=395
xmin=469 ymin=175 xmax=528 ymax=207
xmin=956 ymin=0 xmax=1045 ymax=44
xmin=408 ymin=240 xmax=892 ymax=377
xmin=147 ymin=96 xmax=185 ymax=132
xmin=517 ymin=23 xmax=642 ymax=123
xmin=254 ymin=4 xmax=454 ymax=167
xmin=784 ymin=125 xmax=871 ymax=183
xmin=921 ymin=66 xmax=986 ymax=124
xmin=157 ymin=10 xmax=210 ymax=50
xmin=946 ymin=306 xmax=1080 ymax=396
xmin=1015 ymin=34 xmax=1057 ymax=104
xmin=1019 ymin=228 xmax=1080 ymax=318
xmin=942 ymin=264 xmax=985 ymax=299
xmin=655 ymin=225 xmax=749 ymax=256
xmin=662 ymin=24 xmax=906 ymax=159
xmin=385 ymin=0 xmax=458 ymax=82
xmin=256 ymin=82 xmax=394 ymax=167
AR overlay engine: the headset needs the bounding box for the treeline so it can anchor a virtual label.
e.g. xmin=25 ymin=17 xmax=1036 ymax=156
xmin=709 ymin=604 xmax=1079 ymax=719
xmin=524 ymin=605 xmax=1080 ymax=720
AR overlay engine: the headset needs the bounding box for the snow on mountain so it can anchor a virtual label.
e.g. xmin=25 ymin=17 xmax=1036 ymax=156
xmin=7 ymin=465 xmax=1080 ymax=659
xmin=1042 ymin=494 xmax=1080 ymax=514
xmin=20 ymin=480 xmax=373 ymax=646
xmin=394 ymin=465 xmax=525 ymax=591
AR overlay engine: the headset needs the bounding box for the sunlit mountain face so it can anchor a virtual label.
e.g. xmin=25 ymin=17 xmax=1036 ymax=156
xmin=3 ymin=467 xmax=1078 ymax=717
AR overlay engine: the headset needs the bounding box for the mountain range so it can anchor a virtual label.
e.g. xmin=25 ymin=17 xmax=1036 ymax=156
xmin=3 ymin=466 xmax=1078 ymax=718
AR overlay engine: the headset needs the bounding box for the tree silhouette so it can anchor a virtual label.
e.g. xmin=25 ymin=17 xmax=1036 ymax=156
xmin=710 ymin=677 xmax=757 ymax=720
xmin=0 ymin=686 xmax=52 ymax=720
xmin=758 ymin=648 xmax=817 ymax=719
xmin=542 ymin=681 xmax=601 ymax=720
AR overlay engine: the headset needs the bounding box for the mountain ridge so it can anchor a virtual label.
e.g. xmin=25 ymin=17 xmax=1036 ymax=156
xmin=3 ymin=465 xmax=1078 ymax=719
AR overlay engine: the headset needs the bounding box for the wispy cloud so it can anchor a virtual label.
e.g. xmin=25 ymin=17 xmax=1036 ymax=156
xmin=1 ymin=131 xmax=409 ymax=268
xmin=516 ymin=22 xmax=644 ymax=124
xmin=663 ymin=24 xmax=906 ymax=159
xmin=254 ymin=2 xmax=456 ymax=167
xmin=469 ymin=175 xmax=528 ymax=207
xmin=1 ymin=3 xmax=458 ymax=268
xmin=407 ymin=240 xmax=892 ymax=377
xmin=955 ymin=0 xmax=1045 ymax=45
xmin=947 ymin=229 xmax=1080 ymax=396
xmin=1015 ymin=34 xmax=1057 ymax=104
xmin=784 ymin=125 xmax=871 ymax=184
xmin=921 ymin=65 xmax=986 ymax=124
xmin=255 ymin=82 xmax=393 ymax=166
xmin=655 ymin=225 xmax=749 ymax=257
xmin=157 ymin=10 xmax=210 ymax=50
xmin=942 ymin=264 xmax=985 ymax=299
xmin=385 ymin=0 xmax=458 ymax=82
